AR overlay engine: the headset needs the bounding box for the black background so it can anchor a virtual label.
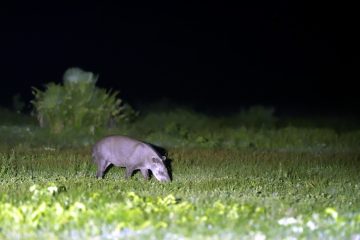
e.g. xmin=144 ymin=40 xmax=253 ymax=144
xmin=0 ymin=1 xmax=358 ymax=115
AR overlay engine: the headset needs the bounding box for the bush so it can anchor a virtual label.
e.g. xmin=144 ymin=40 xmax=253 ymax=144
xmin=31 ymin=67 xmax=137 ymax=133
xmin=237 ymin=105 xmax=277 ymax=128
xmin=0 ymin=107 xmax=36 ymax=126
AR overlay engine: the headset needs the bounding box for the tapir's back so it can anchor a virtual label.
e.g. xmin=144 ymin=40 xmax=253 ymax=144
xmin=92 ymin=135 xmax=144 ymax=166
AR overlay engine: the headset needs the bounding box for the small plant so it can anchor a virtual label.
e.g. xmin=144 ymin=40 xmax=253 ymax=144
xmin=238 ymin=105 xmax=277 ymax=128
xmin=12 ymin=93 xmax=25 ymax=114
xmin=165 ymin=122 xmax=189 ymax=139
xmin=31 ymin=67 xmax=137 ymax=133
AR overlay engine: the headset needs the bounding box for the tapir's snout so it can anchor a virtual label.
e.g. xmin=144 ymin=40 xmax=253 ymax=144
xmin=152 ymin=169 xmax=171 ymax=182
xmin=160 ymin=175 xmax=171 ymax=182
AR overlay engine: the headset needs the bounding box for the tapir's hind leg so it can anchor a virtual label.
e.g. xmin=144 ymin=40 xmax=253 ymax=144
xmin=96 ymin=160 xmax=111 ymax=179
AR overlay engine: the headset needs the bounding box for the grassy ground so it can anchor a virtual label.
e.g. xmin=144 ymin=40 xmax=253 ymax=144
xmin=0 ymin=107 xmax=360 ymax=239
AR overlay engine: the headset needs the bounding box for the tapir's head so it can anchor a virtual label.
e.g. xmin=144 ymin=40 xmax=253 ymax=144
xmin=150 ymin=155 xmax=170 ymax=182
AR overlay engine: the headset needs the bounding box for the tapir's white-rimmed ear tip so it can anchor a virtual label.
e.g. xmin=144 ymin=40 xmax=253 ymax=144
xmin=162 ymin=156 xmax=166 ymax=161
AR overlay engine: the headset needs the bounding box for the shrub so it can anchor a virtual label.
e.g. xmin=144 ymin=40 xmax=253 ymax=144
xmin=31 ymin=67 xmax=137 ymax=133
xmin=237 ymin=105 xmax=277 ymax=128
xmin=12 ymin=93 xmax=25 ymax=114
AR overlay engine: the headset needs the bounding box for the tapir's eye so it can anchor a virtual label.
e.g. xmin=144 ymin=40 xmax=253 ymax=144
xmin=152 ymin=157 xmax=161 ymax=164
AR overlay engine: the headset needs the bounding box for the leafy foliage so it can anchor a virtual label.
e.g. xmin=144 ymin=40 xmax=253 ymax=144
xmin=0 ymin=107 xmax=36 ymax=126
xmin=12 ymin=93 xmax=25 ymax=114
xmin=31 ymin=67 xmax=137 ymax=133
xmin=236 ymin=105 xmax=277 ymax=128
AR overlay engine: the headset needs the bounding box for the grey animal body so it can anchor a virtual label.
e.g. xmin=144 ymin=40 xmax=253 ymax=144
xmin=92 ymin=135 xmax=170 ymax=182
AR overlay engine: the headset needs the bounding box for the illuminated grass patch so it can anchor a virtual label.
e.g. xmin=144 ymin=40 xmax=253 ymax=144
xmin=0 ymin=147 xmax=359 ymax=239
xmin=0 ymin=107 xmax=359 ymax=238
xmin=1 ymin=184 xmax=359 ymax=239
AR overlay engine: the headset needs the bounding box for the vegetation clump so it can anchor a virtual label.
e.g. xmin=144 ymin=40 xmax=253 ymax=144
xmin=31 ymin=67 xmax=137 ymax=133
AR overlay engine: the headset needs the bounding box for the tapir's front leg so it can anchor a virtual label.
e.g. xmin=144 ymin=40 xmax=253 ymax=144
xmin=125 ymin=167 xmax=135 ymax=179
xmin=140 ymin=169 xmax=149 ymax=180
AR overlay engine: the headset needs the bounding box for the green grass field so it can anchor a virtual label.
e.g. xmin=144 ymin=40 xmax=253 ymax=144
xmin=0 ymin=107 xmax=360 ymax=239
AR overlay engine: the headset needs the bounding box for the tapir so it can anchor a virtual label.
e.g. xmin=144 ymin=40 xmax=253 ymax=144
xmin=92 ymin=135 xmax=170 ymax=182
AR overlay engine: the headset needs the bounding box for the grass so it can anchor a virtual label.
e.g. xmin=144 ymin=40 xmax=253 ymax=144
xmin=0 ymin=106 xmax=360 ymax=239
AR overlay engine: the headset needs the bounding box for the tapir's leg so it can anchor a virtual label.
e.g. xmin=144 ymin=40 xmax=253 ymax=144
xmin=140 ymin=169 xmax=149 ymax=180
xmin=96 ymin=160 xmax=110 ymax=179
xmin=125 ymin=144 xmax=142 ymax=180
xmin=125 ymin=166 xmax=135 ymax=179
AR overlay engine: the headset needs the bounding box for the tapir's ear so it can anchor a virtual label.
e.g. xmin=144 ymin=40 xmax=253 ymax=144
xmin=162 ymin=156 xmax=166 ymax=161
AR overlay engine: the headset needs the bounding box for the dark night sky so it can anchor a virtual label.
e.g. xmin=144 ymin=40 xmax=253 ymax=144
xmin=0 ymin=1 xmax=358 ymax=115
